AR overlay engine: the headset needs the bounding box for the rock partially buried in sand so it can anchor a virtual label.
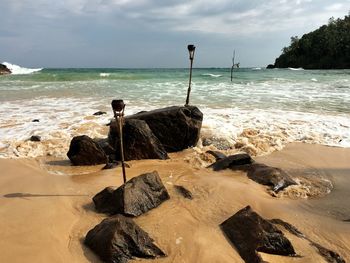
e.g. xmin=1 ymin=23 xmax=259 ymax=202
xmin=85 ymin=215 xmax=166 ymax=263
xmin=93 ymin=171 xmax=170 ymax=216
xmin=67 ymin=135 xmax=108 ymax=165
xmin=247 ymin=163 xmax=297 ymax=192
xmin=127 ymin=105 xmax=203 ymax=152
xmin=220 ymin=206 xmax=296 ymax=263
xmin=209 ymin=153 xmax=253 ymax=171
xmin=109 ymin=119 xmax=169 ymax=161
xmin=174 ymin=185 xmax=193 ymax=199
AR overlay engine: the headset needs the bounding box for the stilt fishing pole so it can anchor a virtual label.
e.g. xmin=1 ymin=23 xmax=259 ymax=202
xmin=111 ymin=99 xmax=127 ymax=184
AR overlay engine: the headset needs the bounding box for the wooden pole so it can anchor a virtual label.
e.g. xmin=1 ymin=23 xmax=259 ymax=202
xmin=185 ymin=57 xmax=194 ymax=106
xmin=118 ymin=114 xmax=126 ymax=184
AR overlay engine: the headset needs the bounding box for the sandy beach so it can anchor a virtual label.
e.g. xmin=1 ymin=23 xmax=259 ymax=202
xmin=0 ymin=142 xmax=349 ymax=263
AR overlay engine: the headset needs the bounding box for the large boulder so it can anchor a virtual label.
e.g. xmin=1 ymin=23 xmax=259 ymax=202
xmin=85 ymin=215 xmax=165 ymax=263
xmin=220 ymin=206 xmax=296 ymax=263
xmin=108 ymin=118 xmax=168 ymax=161
xmin=93 ymin=171 xmax=170 ymax=216
xmin=67 ymin=135 xmax=108 ymax=165
xmin=0 ymin=63 xmax=11 ymax=75
xmin=247 ymin=163 xmax=297 ymax=192
xmin=127 ymin=105 xmax=203 ymax=152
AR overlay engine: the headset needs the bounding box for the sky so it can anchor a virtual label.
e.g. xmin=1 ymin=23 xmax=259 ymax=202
xmin=0 ymin=0 xmax=349 ymax=68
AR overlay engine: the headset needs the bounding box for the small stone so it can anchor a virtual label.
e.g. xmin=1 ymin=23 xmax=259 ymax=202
xmin=29 ymin=135 xmax=41 ymax=142
xmin=32 ymin=119 xmax=40 ymax=122
xmin=209 ymin=153 xmax=253 ymax=171
xmin=93 ymin=111 xmax=107 ymax=116
xmin=174 ymin=185 xmax=193 ymax=199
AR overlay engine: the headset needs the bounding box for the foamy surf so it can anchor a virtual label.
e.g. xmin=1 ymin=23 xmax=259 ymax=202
xmin=202 ymin=73 xmax=222 ymax=78
xmin=2 ymin=62 xmax=42 ymax=75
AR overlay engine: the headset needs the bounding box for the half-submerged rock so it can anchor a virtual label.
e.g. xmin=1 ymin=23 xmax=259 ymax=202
xmin=220 ymin=206 xmax=296 ymax=263
xmin=109 ymin=119 xmax=168 ymax=161
xmin=67 ymin=135 xmax=108 ymax=165
xmin=93 ymin=171 xmax=170 ymax=216
xmin=209 ymin=153 xmax=253 ymax=171
xmin=85 ymin=215 xmax=165 ymax=263
xmin=0 ymin=64 xmax=11 ymax=75
xmin=247 ymin=163 xmax=297 ymax=192
xmin=127 ymin=105 xmax=203 ymax=152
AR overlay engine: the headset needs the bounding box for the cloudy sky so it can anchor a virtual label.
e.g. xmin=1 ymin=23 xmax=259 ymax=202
xmin=1 ymin=0 xmax=349 ymax=68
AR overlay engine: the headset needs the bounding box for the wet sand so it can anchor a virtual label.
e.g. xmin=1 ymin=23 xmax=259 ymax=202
xmin=0 ymin=143 xmax=349 ymax=262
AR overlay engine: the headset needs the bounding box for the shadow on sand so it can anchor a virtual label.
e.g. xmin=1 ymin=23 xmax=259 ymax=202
xmin=3 ymin=192 xmax=88 ymax=198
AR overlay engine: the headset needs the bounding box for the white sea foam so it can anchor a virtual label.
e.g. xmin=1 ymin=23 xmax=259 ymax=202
xmin=2 ymin=62 xmax=42 ymax=75
xmin=252 ymin=67 xmax=262 ymax=70
xmin=202 ymin=73 xmax=222 ymax=78
xmin=100 ymin=73 xmax=110 ymax=77
xmin=288 ymin=67 xmax=304 ymax=71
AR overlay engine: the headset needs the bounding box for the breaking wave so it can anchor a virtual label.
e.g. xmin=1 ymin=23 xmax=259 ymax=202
xmin=2 ymin=62 xmax=42 ymax=75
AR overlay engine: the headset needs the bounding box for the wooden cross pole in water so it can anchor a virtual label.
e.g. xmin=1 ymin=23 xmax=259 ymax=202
xmin=111 ymin=99 xmax=127 ymax=184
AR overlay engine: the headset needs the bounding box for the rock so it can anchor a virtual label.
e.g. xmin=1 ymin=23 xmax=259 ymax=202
xmin=267 ymin=64 xmax=275 ymax=69
xmin=202 ymin=137 xmax=231 ymax=150
xmin=93 ymin=111 xmax=107 ymax=116
xmin=32 ymin=119 xmax=40 ymax=122
xmin=67 ymin=135 xmax=108 ymax=165
xmin=85 ymin=215 xmax=166 ymax=263
xmin=270 ymin=218 xmax=346 ymax=263
xmin=0 ymin=64 xmax=11 ymax=75
xmin=29 ymin=135 xmax=41 ymax=142
xmin=109 ymin=118 xmax=168 ymax=161
xmin=127 ymin=105 xmax=203 ymax=152
xmin=269 ymin=218 xmax=305 ymax=238
xmin=209 ymin=153 xmax=253 ymax=171
xmin=206 ymin=150 xmax=227 ymax=161
xmin=174 ymin=185 xmax=193 ymax=199
xmin=102 ymin=162 xmax=120 ymax=170
xmin=93 ymin=171 xmax=170 ymax=216
xmin=93 ymin=186 xmax=118 ymax=214
xmin=310 ymin=242 xmax=345 ymax=263
xmin=95 ymin=138 xmax=116 ymax=156
xmin=247 ymin=163 xmax=297 ymax=192
xmin=220 ymin=206 xmax=296 ymax=263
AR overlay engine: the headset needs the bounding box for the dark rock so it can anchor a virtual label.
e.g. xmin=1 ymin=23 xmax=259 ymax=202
xmin=103 ymin=162 xmax=120 ymax=170
xmin=267 ymin=64 xmax=275 ymax=69
xmin=29 ymin=135 xmax=41 ymax=142
xmin=247 ymin=163 xmax=297 ymax=192
xmin=93 ymin=111 xmax=107 ymax=116
xmin=220 ymin=206 xmax=296 ymax=263
xmin=310 ymin=242 xmax=346 ymax=263
xmin=269 ymin=218 xmax=305 ymax=238
xmin=127 ymin=105 xmax=203 ymax=152
xmin=270 ymin=218 xmax=346 ymax=263
xmin=32 ymin=119 xmax=40 ymax=122
xmin=109 ymin=118 xmax=168 ymax=161
xmin=0 ymin=64 xmax=11 ymax=75
xmin=67 ymin=135 xmax=108 ymax=165
xmin=85 ymin=215 xmax=166 ymax=263
xmin=209 ymin=153 xmax=253 ymax=171
xmin=93 ymin=186 xmax=118 ymax=214
xmin=174 ymin=185 xmax=193 ymax=199
xmin=343 ymin=219 xmax=350 ymax=222
xmin=206 ymin=150 xmax=227 ymax=161
xmin=95 ymin=138 xmax=116 ymax=156
xmin=93 ymin=171 xmax=170 ymax=216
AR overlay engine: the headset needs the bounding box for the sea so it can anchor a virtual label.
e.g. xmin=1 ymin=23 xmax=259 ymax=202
xmin=0 ymin=62 xmax=349 ymax=158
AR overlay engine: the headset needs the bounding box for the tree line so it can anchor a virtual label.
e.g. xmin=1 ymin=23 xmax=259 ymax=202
xmin=271 ymin=13 xmax=350 ymax=69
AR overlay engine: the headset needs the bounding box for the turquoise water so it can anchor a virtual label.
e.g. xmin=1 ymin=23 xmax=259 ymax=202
xmin=0 ymin=67 xmax=349 ymax=157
